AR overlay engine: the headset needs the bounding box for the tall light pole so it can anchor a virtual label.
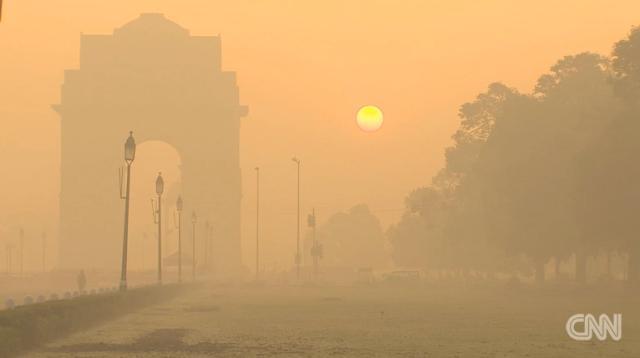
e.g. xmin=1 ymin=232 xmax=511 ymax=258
xmin=153 ymin=172 xmax=164 ymax=284
xmin=5 ymin=243 xmax=13 ymax=275
xmin=308 ymin=209 xmax=321 ymax=280
xmin=204 ymin=220 xmax=210 ymax=269
xmin=119 ymin=131 xmax=136 ymax=291
xmin=42 ymin=231 xmax=46 ymax=273
xmin=19 ymin=228 xmax=24 ymax=277
xmin=292 ymin=157 xmax=301 ymax=280
xmin=176 ymin=196 xmax=183 ymax=283
xmin=191 ymin=211 xmax=197 ymax=281
xmin=208 ymin=224 xmax=214 ymax=273
xmin=255 ymin=167 xmax=260 ymax=280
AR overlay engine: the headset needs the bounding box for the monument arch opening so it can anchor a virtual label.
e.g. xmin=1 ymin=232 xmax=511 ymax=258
xmin=129 ymin=140 xmax=181 ymax=272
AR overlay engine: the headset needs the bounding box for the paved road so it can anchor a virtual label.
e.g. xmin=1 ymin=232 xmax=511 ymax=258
xmin=25 ymin=283 xmax=640 ymax=357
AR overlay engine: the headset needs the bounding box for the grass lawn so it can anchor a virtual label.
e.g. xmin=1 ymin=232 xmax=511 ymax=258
xmin=25 ymin=283 xmax=640 ymax=357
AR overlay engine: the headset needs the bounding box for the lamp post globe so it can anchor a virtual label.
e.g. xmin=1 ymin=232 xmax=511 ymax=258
xmin=124 ymin=131 xmax=136 ymax=164
xmin=176 ymin=196 xmax=183 ymax=212
xmin=155 ymin=172 xmax=164 ymax=195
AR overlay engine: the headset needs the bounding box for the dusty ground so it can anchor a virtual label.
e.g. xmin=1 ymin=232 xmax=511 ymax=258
xmin=23 ymin=283 xmax=640 ymax=357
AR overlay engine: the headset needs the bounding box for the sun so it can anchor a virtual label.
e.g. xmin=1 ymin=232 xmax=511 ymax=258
xmin=356 ymin=105 xmax=383 ymax=132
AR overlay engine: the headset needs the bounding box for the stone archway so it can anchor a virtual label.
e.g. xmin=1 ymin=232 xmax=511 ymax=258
xmin=53 ymin=14 xmax=247 ymax=274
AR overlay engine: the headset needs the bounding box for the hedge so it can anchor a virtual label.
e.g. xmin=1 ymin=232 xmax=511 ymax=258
xmin=0 ymin=284 xmax=186 ymax=357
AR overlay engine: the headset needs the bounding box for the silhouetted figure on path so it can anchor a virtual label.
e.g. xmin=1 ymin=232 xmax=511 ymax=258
xmin=77 ymin=270 xmax=87 ymax=291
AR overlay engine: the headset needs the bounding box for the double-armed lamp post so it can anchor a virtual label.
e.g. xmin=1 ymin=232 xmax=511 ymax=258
xmin=176 ymin=196 xmax=183 ymax=283
xmin=119 ymin=131 xmax=136 ymax=291
xmin=153 ymin=172 xmax=164 ymax=284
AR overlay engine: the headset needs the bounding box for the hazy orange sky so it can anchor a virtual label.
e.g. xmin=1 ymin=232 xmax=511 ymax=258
xmin=1 ymin=0 xmax=639 ymax=270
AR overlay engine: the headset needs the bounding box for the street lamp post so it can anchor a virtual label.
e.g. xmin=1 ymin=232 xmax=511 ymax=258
xmin=153 ymin=172 xmax=164 ymax=284
xmin=204 ymin=220 xmax=210 ymax=268
xmin=119 ymin=131 xmax=136 ymax=291
xmin=176 ymin=196 xmax=183 ymax=283
xmin=208 ymin=224 xmax=214 ymax=273
xmin=191 ymin=211 xmax=197 ymax=281
xmin=292 ymin=157 xmax=301 ymax=280
xmin=5 ymin=243 xmax=13 ymax=275
xmin=308 ymin=209 xmax=321 ymax=280
xmin=42 ymin=232 xmax=46 ymax=273
xmin=255 ymin=167 xmax=260 ymax=280
xmin=19 ymin=228 xmax=24 ymax=277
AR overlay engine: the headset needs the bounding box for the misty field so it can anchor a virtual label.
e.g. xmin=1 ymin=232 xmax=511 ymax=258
xmin=21 ymin=283 xmax=639 ymax=357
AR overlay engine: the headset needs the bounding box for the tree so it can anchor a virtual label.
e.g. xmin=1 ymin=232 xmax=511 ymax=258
xmin=445 ymin=82 xmax=520 ymax=182
xmin=389 ymin=187 xmax=448 ymax=270
xmin=577 ymin=28 xmax=640 ymax=283
xmin=389 ymin=84 xmax=522 ymax=275
xmin=441 ymin=84 xmax=531 ymax=277
xmin=315 ymin=205 xmax=387 ymax=269
xmin=390 ymin=34 xmax=636 ymax=285
xmin=612 ymin=26 xmax=640 ymax=103
xmin=473 ymin=52 xmax=615 ymax=283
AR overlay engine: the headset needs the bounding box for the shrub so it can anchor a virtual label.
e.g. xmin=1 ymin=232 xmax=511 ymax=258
xmin=0 ymin=284 xmax=185 ymax=357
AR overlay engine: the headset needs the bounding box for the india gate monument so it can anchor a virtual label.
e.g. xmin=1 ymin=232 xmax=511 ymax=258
xmin=53 ymin=14 xmax=247 ymax=273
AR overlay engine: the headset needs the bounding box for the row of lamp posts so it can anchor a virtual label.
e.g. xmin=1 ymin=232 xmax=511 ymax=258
xmin=3 ymin=229 xmax=47 ymax=276
xmin=254 ymin=157 xmax=322 ymax=282
xmin=253 ymin=158 xmax=302 ymax=281
xmin=119 ymin=131 xmax=200 ymax=291
xmin=253 ymin=157 xmax=324 ymax=282
xmin=119 ymin=131 xmax=319 ymax=288
xmin=289 ymin=157 xmax=322 ymax=281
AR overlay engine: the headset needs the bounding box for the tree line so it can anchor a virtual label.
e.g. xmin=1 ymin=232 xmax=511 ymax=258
xmin=389 ymin=27 xmax=640 ymax=284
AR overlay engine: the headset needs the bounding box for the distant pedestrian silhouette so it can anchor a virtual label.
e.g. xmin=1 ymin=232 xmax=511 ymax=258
xmin=77 ymin=270 xmax=87 ymax=291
